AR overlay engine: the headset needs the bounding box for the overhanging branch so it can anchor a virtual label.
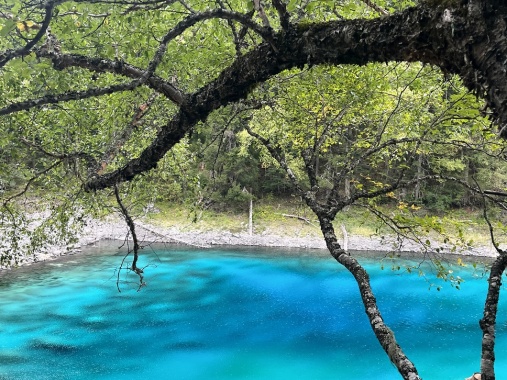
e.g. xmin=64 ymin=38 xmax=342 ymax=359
xmin=6 ymin=1 xmax=504 ymax=194
xmin=83 ymin=3 xmax=449 ymax=191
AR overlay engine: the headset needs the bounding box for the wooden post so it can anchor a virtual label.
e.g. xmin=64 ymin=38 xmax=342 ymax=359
xmin=248 ymin=193 xmax=253 ymax=236
xmin=243 ymin=187 xmax=253 ymax=236
xmin=340 ymin=224 xmax=348 ymax=252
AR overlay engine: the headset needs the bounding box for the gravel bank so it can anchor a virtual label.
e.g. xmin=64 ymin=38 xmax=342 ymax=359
xmin=0 ymin=216 xmax=499 ymax=270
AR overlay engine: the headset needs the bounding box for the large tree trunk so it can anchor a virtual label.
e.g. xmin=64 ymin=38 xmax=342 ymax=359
xmin=318 ymin=215 xmax=421 ymax=380
xmin=479 ymin=253 xmax=507 ymax=380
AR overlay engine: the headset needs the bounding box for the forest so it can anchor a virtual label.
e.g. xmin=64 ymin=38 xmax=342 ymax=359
xmin=2 ymin=0 xmax=507 ymax=379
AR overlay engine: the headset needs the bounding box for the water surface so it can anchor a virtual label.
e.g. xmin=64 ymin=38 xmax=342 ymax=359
xmin=0 ymin=245 xmax=504 ymax=379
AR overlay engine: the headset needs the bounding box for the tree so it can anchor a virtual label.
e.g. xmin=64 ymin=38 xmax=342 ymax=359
xmin=2 ymin=0 xmax=507 ymax=379
xmin=242 ymin=59 xmax=506 ymax=379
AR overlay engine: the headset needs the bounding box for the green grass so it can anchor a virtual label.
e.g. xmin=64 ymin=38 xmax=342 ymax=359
xmin=147 ymin=198 xmax=500 ymax=250
xmin=149 ymin=198 xmax=394 ymax=239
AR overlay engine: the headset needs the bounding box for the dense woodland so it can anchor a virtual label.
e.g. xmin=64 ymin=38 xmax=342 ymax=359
xmin=2 ymin=0 xmax=507 ymax=379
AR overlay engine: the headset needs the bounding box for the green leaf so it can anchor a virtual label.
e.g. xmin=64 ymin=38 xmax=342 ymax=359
xmin=287 ymin=0 xmax=298 ymax=12
xmin=0 ymin=20 xmax=16 ymax=37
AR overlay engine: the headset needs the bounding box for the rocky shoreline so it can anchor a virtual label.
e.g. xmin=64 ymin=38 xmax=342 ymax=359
xmin=0 ymin=216 xmax=499 ymax=270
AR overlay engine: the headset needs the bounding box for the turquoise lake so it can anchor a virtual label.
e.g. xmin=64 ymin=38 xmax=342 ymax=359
xmin=0 ymin=245 xmax=505 ymax=379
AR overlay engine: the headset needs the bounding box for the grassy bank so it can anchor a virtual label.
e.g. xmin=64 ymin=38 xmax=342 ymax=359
xmin=147 ymin=198 xmax=494 ymax=249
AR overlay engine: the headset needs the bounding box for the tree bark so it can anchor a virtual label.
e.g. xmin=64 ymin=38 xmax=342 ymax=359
xmin=318 ymin=215 xmax=421 ymax=380
xmin=479 ymin=253 xmax=507 ymax=380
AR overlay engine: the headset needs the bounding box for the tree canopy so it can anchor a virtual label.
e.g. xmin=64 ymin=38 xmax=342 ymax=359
xmin=1 ymin=0 xmax=507 ymax=191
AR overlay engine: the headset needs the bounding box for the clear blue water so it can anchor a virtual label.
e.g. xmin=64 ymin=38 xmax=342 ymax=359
xmin=0 ymin=245 xmax=505 ymax=380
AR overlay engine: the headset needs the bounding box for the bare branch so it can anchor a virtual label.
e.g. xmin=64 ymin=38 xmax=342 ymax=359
xmin=57 ymin=11 xmax=110 ymax=17
xmin=19 ymin=137 xmax=98 ymax=170
xmin=145 ymin=7 xmax=275 ymax=77
xmin=244 ymin=123 xmax=330 ymax=215
xmin=438 ymin=175 xmax=507 ymax=211
xmin=328 ymin=88 xmax=477 ymax=209
xmin=0 ymin=10 xmax=14 ymax=20
xmin=314 ymin=106 xmax=349 ymax=154
xmin=483 ymin=190 xmax=507 ymax=197
xmin=373 ymin=65 xmax=426 ymax=148
xmin=0 ymin=80 xmax=142 ymax=116
xmin=348 ymin=174 xmax=441 ymax=206
xmin=271 ymin=0 xmax=290 ymax=30
xmin=114 ymin=184 xmax=145 ymax=291
xmin=363 ymin=205 xmax=432 ymax=250
xmin=216 ymin=0 xmax=242 ymax=56
xmin=35 ymin=51 xmax=184 ymax=104
xmin=253 ymin=0 xmax=271 ymax=28
xmin=359 ymin=0 xmax=389 ymax=15
xmin=422 ymin=138 xmax=507 ymax=159
xmin=98 ymin=91 xmax=159 ymax=173
xmin=70 ymin=0 xmax=175 ymax=5
xmin=1 ymin=160 xmax=62 ymax=207
xmin=281 ymin=213 xmax=318 ymax=227
xmin=300 ymin=106 xmax=350 ymax=189
xmin=325 ymin=136 xmax=421 ymax=207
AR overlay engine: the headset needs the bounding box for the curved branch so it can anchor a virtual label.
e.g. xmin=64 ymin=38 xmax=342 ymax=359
xmin=145 ymin=8 xmax=274 ymax=77
xmin=334 ymin=136 xmax=421 ymax=186
xmin=36 ymin=51 xmax=184 ymax=104
xmin=363 ymin=204 xmax=434 ymax=251
xmin=71 ymin=0 xmax=174 ymax=5
xmin=244 ymin=124 xmax=318 ymax=208
xmin=422 ymin=138 xmax=507 ymax=159
xmin=58 ymin=11 xmax=110 ymax=18
xmin=19 ymin=137 xmax=98 ymax=170
xmin=32 ymin=7 xmax=273 ymax=108
xmin=314 ymin=106 xmax=349 ymax=154
xmin=438 ymin=175 xmax=507 ymax=210
xmin=0 ymin=1 xmax=55 ymax=68
xmin=348 ymin=174 xmax=442 ymax=206
xmin=98 ymin=91 xmax=159 ymax=173
xmin=328 ymin=89 xmax=477 ymax=209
